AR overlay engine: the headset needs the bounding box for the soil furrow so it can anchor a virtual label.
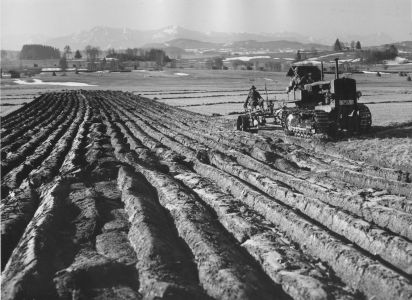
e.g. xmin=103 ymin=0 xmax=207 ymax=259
xmin=1 ymin=94 xmax=76 ymax=178
xmin=1 ymin=93 xmax=51 ymax=131
xmin=167 ymin=161 xmax=358 ymax=300
xmin=1 ymin=94 xmax=86 ymax=272
xmin=91 ymin=95 xmax=210 ymax=299
xmin=96 ymin=100 xmax=290 ymax=300
xmin=1 ymin=98 xmax=67 ymax=159
xmin=191 ymin=161 xmax=412 ymax=300
xmin=117 ymin=166 xmax=212 ymax=299
xmin=100 ymin=92 xmax=408 ymax=298
xmin=114 ymin=95 xmax=412 ymax=255
xmin=129 ymin=99 xmax=412 ymax=241
xmin=1 ymin=99 xmax=79 ymax=195
xmin=1 ymin=179 xmax=71 ymax=299
xmin=141 ymin=98 xmax=412 ymax=205
xmin=100 ymin=101 xmax=352 ymax=299
xmin=209 ymin=150 xmax=412 ymax=275
xmin=2 ymin=90 xmax=411 ymax=300
xmin=144 ymin=96 xmax=411 ymax=194
xmin=1 ymin=93 xmax=63 ymax=146
xmin=52 ymin=94 xmax=142 ymax=299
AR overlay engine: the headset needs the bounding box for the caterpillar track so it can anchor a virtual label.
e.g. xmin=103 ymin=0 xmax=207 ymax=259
xmin=358 ymin=103 xmax=372 ymax=132
xmin=282 ymin=109 xmax=330 ymax=138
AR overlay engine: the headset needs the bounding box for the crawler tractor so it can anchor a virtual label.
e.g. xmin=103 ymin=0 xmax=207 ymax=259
xmin=281 ymin=58 xmax=371 ymax=137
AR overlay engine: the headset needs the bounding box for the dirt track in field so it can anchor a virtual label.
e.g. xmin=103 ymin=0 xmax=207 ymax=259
xmin=1 ymin=90 xmax=411 ymax=300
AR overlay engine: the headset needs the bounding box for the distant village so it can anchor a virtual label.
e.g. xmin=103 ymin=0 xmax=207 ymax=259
xmin=1 ymin=39 xmax=411 ymax=78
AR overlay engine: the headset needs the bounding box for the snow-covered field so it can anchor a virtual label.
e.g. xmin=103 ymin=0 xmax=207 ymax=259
xmin=14 ymin=79 xmax=97 ymax=87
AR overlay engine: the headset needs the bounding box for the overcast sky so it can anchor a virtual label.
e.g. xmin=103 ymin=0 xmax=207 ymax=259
xmin=1 ymin=0 xmax=411 ymax=40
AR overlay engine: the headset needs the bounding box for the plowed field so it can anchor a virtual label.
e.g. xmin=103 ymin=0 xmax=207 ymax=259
xmin=1 ymin=90 xmax=411 ymax=300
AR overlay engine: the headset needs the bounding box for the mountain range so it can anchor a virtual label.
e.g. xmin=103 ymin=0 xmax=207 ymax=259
xmin=44 ymin=25 xmax=322 ymax=51
xmin=1 ymin=25 xmax=400 ymax=51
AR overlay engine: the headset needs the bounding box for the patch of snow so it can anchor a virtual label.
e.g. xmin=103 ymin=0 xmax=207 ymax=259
xmin=293 ymin=60 xmax=322 ymax=65
xmin=163 ymin=25 xmax=179 ymax=35
xmin=41 ymin=68 xmax=62 ymax=72
xmin=317 ymin=52 xmax=344 ymax=59
xmin=14 ymin=79 xmax=97 ymax=86
xmin=174 ymin=72 xmax=189 ymax=76
xmin=384 ymin=56 xmax=409 ymax=65
xmin=223 ymin=56 xmax=271 ymax=62
xmin=264 ymin=78 xmax=273 ymax=81
xmin=362 ymin=71 xmax=390 ymax=75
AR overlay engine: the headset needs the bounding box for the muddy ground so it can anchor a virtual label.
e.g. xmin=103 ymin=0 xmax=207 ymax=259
xmin=1 ymin=90 xmax=411 ymax=300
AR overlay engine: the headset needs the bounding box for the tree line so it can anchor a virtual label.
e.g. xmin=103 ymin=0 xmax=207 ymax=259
xmin=20 ymin=44 xmax=61 ymax=60
xmin=356 ymin=45 xmax=399 ymax=64
xmin=333 ymin=39 xmax=361 ymax=51
xmin=18 ymin=44 xmax=169 ymax=63
xmin=333 ymin=38 xmax=399 ymax=63
xmin=106 ymin=48 xmax=171 ymax=65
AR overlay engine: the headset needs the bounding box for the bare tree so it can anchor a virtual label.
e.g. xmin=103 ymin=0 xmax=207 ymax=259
xmin=64 ymin=45 xmax=72 ymax=59
xmin=85 ymin=45 xmax=101 ymax=62
xmin=106 ymin=48 xmax=117 ymax=58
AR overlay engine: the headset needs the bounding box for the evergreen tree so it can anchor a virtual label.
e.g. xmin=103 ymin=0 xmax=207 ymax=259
xmin=59 ymin=55 xmax=68 ymax=70
xmin=355 ymin=41 xmax=362 ymax=50
xmin=295 ymin=50 xmax=302 ymax=61
xmin=74 ymin=50 xmax=82 ymax=59
xmin=333 ymin=39 xmax=342 ymax=51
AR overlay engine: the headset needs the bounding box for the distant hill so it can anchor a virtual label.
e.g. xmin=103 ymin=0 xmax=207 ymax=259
xmin=45 ymin=25 xmax=317 ymax=51
xmin=39 ymin=26 xmax=401 ymax=51
xmin=383 ymin=41 xmax=412 ymax=52
xmin=225 ymin=40 xmax=331 ymax=51
xmin=1 ymin=25 xmax=409 ymax=59
xmin=143 ymin=39 xmax=221 ymax=50
xmin=141 ymin=38 xmax=331 ymax=55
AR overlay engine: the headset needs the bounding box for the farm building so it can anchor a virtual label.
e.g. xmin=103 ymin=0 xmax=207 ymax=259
xmin=85 ymin=58 xmax=120 ymax=72
xmin=68 ymin=59 xmax=88 ymax=69
xmin=20 ymin=59 xmax=60 ymax=68
xmin=173 ymin=58 xmax=210 ymax=69
xmin=223 ymin=57 xmax=290 ymax=71
xmin=103 ymin=58 xmax=120 ymax=71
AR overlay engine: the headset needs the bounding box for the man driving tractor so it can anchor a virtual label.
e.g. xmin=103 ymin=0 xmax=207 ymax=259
xmin=244 ymin=85 xmax=264 ymax=110
xmin=287 ymin=67 xmax=315 ymax=92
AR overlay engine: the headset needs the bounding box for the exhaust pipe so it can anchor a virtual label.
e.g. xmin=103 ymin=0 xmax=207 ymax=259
xmin=321 ymin=61 xmax=324 ymax=81
xmin=334 ymin=58 xmax=339 ymax=79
